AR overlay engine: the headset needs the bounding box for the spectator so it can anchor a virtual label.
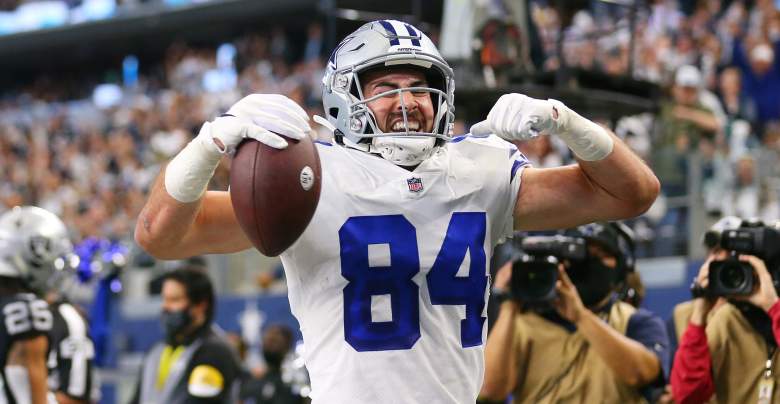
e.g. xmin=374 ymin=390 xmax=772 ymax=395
xmin=717 ymin=66 xmax=757 ymax=125
xmin=240 ymin=325 xmax=304 ymax=404
xmin=731 ymin=39 xmax=780 ymax=129
xmin=654 ymin=65 xmax=719 ymax=197
xmin=756 ymin=122 xmax=780 ymax=183
xmin=711 ymin=149 xmax=778 ymax=224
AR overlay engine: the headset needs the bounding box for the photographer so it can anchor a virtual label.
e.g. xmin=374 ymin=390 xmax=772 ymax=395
xmin=670 ymin=220 xmax=780 ymax=404
xmin=667 ymin=217 xmax=743 ymax=350
xmin=480 ymin=222 xmax=669 ymax=403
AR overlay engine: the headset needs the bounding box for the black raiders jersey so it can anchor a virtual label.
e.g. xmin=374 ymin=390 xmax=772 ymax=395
xmin=0 ymin=293 xmax=52 ymax=404
xmin=47 ymin=301 xmax=99 ymax=402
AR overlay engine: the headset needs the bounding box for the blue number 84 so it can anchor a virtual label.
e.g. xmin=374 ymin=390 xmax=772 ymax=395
xmin=339 ymin=212 xmax=488 ymax=351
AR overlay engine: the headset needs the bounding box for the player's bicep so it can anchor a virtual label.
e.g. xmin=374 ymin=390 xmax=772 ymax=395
xmin=513 ymin=166 xmax=627 ymax=231
xmin=181 ymin=191 xmax=252 ymax=255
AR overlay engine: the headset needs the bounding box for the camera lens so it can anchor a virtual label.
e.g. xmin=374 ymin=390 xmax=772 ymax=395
xmin=718 ymin=263 xmax=747 ymax=290
xmin=523 ymin=267 xmax=556 ymax=298
xmin=512 ymin=255 xmax=558 ymax=302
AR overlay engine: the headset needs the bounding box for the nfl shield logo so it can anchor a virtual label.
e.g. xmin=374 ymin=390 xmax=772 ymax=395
xmin=407 ymin=177 xmax=423 ymax=193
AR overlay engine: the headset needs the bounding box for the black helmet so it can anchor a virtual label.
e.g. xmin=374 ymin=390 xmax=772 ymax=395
xmin=566 ymin=221 xmax=636 ymax=279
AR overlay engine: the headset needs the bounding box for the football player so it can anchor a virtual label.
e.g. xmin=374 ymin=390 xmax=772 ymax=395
xmin=0 ymin=206 xmax=99 ymax=404
xmin=136 ymin=20 xmax=660 ymax=403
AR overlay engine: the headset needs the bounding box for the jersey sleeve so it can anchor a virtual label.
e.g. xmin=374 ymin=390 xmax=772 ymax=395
xmin=451 ymin=135 xmax=530 ymax=246
xmin=1 ymin=295 xmax=53 ymax=343
xmin=504 ymin=143 xmax=531 ymax=241
xmin=455 ymin=134 xmax=531 ymax=243
xmin=52 ymin=303 xmax=97 ymax=401
xmin=626 ymin=308 xmax=671 ymax=385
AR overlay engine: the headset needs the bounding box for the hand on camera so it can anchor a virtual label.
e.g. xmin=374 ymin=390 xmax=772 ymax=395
xmin=492 ymin=263 xmax=519 ymax=311
xmin=690 ymin=257 xmax=720 ymax=326
xmin=493 ymin=263 xmax=512 ymax=292
xmin=552 ymin=265 xmax=588 ymax=324
xmin=732 ymin=255 xmax=779 ymax=312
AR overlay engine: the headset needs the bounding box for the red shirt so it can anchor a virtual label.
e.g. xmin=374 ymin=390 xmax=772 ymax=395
xmin=670 ymin=301 xmax=780 ymax=404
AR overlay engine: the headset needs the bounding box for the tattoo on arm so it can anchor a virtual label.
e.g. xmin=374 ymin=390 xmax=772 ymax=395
xmin=143 ymin=213 xmax=151 ymax=232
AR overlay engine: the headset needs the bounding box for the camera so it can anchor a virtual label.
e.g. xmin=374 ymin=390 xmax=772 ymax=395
xmin=707 ymin=224 xmax=780 ymax=296
xmin=511 ymin=236 xmax=586 ymax=303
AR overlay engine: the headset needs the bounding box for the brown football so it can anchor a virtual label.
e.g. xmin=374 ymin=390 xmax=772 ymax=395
xmin=229 ymin=136 xmax=321 ymax=256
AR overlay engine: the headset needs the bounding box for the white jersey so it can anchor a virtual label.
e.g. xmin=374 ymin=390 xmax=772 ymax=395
xmin=281 ymin=134 xmax=529 ymax=404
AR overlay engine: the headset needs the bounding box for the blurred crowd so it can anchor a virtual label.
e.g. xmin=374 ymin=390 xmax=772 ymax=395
xmin=502 ymin=0 xmax=780 ymax=255
xmin=0 ymin=22 xmax=327 ymax=247
xmin=2 ymin=1 xmax=780 ymax=258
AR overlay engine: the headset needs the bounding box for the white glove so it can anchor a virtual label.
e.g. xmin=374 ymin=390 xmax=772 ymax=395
xmin=470 ymin=94 xmax=555 ymax=141
xmin=164 ymin=94 xmax=312 ymax=203
xmin=470 ymin=93 xmax=613 ymax=161
xmin=208 ymin=93 xmax=312 ymax=154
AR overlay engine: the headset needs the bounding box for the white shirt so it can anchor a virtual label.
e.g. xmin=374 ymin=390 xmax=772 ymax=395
xmin=281 ymin=134 xmax=528 ymax=403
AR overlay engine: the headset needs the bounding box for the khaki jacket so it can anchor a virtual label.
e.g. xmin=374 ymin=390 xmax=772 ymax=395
xmin=511 ymin=301 xmax=647 ymax=404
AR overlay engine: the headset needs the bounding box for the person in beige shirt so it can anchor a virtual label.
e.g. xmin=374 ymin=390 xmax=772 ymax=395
xmin=480 ymin=222 xmax=668 ymax=404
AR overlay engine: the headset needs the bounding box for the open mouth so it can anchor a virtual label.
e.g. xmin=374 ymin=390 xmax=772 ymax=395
xmin=390 ymin=120 xmax=421 ymax=132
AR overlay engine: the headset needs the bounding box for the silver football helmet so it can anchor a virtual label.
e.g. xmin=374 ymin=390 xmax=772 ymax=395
xmin=322 ymin=20 xmax=455 ymax=166
xmin=0 ymin=206 xmax=76 ymax=294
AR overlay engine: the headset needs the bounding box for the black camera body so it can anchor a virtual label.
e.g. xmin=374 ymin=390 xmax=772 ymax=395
xmin=707 ymin=225 xmax=780 ymax=296
xmin=707 ymin=257 xmax=755 ymax=296
xmin=511 ymin=236 xmax=587 ymax=303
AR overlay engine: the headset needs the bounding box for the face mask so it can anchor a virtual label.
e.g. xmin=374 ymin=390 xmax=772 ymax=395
xmin=263 ymin=349 xmax=286 ymax=368
xmin=161 ymin=308 xmax=192 ymax=343
xmin=567 ymin=257 xmax=618 ymax=307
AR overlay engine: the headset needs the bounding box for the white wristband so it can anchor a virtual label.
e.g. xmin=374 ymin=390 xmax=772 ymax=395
xmin=549 ymin=99 xmax=614 ymax=161
xmin=164 ymin=122 xmax=223 ymax=203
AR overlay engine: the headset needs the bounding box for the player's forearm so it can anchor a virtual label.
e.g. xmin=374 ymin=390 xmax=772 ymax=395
xmin=135 ymin=169 xmax=206 ymax=258
xmin=22 ymin=340 xmax=50 ymax=404
xmin=136 ymin=172 xmax=252 ymax=258
xmin=480 ymin=302 xmax=519 ymax=400
xmin=29 ymin=369 xmax=48 ymax=404
xmin=670 ymin=324 xmax=715 ymax=404
xmin=55 ymin=392 xmax=88 ymax=404
xmin=576 ymin=132 xmax=660 ymax=218
xmin=576 ymin=310 xmax=660 ymax=387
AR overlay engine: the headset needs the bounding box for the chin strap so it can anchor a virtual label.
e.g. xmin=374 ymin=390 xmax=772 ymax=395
xmin=372 ymin=136 xmax=436 ymax=166
xmin=313 ymin=115 xmax=337 ymax=134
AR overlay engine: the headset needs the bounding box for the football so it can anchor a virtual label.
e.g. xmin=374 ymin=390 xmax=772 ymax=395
xmin=229 ymin=136 xmax=322 ymax=256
